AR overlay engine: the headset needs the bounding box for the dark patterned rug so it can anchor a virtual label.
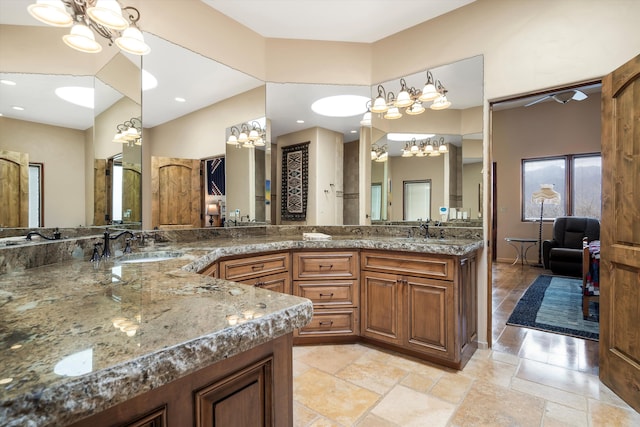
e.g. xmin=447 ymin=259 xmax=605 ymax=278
xmin=507 ymin=275 xmax=599 ymax=341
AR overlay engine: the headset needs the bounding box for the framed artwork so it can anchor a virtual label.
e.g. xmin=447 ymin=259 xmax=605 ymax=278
xmin=206 ymin=157 xmax=225 ymax=196
xmin=281 ymin=142 xmax=309 ymax=221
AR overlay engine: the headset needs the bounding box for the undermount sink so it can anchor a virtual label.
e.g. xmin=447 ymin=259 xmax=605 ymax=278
xmin=117 ymin=251 xmax=183 ymax=264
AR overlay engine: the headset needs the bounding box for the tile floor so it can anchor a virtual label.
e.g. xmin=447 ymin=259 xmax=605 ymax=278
xmin=291 ymin=263 xmax=639 ymax=426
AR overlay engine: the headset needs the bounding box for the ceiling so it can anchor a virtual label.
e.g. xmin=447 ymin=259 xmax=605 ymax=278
xmin=200 ymin=0 xmax=476 ymax=43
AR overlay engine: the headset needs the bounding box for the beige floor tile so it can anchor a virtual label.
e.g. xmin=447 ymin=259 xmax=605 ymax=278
xmin=543 ymin=401 xmax=588 ymax=427
xmin=510 ymin=377 xmax=588 ymax=411
xmin=429 ymin=372 xmax=474 ymax=404
xmin=400 ymin=371 xmax=437 ymax=394
xmin=335 ymin=356 xmax=407 ymax=394
xmin=293 ymin=367 xmax=380 ymax=426
xmin=589 ymin=400 xmax=640 ymax=426
xmin=491 ymin=349 xmax=521 ymax=366
xmin=294 ymin=402 xmax=320 ymax=427
xmin=371 ymin=385 xmax=456 ymax=427
xmin=293 ymin=359 xmax=312 ymax=378
xmin=450 ymin=380 xmax=544 ymax=427
xmin=294 ymin=344 xmax=370 ymax=374
xmin=516 ymin=358 xmax=600 ymax=397
xmin=355 ymin=413 xmax=399 ymax=427
xmin=308 ymin=418 xmax=343 ymax=427
xmin=460 ymin=355 xmax=517 ymax=388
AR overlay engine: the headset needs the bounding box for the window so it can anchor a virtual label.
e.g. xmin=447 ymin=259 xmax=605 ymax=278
xmin=371 ymin=183 xmax=382 ymax=221
xmin=403 ymin=180 xmax=431 ymax=221
xmin=28 ymin=163 xmax=43 ymax=227
xmin=522 ymin=154 xmax=601 ymax=221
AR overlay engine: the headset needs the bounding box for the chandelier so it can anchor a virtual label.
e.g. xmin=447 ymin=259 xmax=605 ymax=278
xmin=370 ymin=71 xmax=451 ymax=121
xmin=226 ymin=121 xmax=267 ymax=148
xmin=370 ymin=144 xmax=388 ymax=162
xmin=112 ymin=116 xmax=141 ymax=145
xmin=27 ymin=0 xmax=150 ymax=55
xmin=401 ymin=137 xmax=448 ymax=158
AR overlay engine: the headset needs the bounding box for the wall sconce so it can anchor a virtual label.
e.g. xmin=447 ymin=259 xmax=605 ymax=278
xmin=112 ymin=116 xmax=142 ymax=145
xmin=401 ymin=137 xmax=448 ymax=157
xmin=371 ymin=144 xmax=388 ymax=162
xmin=207 ymin=203 xmax=219 ymax=226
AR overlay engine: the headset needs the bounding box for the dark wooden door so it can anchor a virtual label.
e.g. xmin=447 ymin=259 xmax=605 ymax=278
xmin=0 ymin=150 xmax=29 ymax=227
xmin=151 ymin=157 xmax=201 ymax=229
xmin=599 ymin=54 xmax=640 ymax=412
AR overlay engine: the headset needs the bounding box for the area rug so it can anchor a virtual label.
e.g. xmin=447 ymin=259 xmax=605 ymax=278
xmin=507 ymin=275 xmax=599 ymax=341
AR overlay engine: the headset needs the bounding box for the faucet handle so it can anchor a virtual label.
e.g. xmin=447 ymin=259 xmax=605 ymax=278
xmin=90 ymin=242 xmax=102 ymax=262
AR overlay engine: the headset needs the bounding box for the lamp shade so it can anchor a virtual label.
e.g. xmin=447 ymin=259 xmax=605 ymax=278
xmin=207 ymin=204 xmax=219 ymax=215
xmin=27 ymin=0 xmax=72 ymax=27
xmin=115 ymin=26 xmax=151 ymax=55
xmin=63 ymin=24 xmax=103 ymax=53
xmin=87 ymin=0 xmax=128 ymax=30
xmin=532 ymin=184 xmax=561 ymax=204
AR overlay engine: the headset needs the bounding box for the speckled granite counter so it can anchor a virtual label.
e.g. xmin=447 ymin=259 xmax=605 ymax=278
xmin=0 ymin=231 xmax=482 ymax=426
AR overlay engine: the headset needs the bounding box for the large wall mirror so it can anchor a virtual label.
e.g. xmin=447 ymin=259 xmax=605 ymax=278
xmin=369 ymin=55 xmax=484 ymax=223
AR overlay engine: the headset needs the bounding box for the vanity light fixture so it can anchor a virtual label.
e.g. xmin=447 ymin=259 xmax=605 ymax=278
xmin=27 ymin=0 xmax=150 ymax=55
xmin=226 ymin=121 xmax=266 ymax=148
xmin=401 ymin=137 xmax=448 ymax=157
xmin=113 ymin=116 xmax=142 ymax=145
xmin=371 ymin=70 xmax=451 ymax=120
xmin=371 ymin=144 xmax=388 ymax=162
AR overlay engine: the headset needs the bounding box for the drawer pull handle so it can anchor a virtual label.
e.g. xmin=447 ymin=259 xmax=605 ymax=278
xmin=255 ymin=282 xmax=264 ymax=287
xmin=319 ymin=264 xmax=333 ymax=269
xmin=251 ymin=264 xmax=265 ymax=270
xmin=319 ymin=320 xmax=334 ymax=326
xmin=319 ymin=293 xmax=334 ymax=298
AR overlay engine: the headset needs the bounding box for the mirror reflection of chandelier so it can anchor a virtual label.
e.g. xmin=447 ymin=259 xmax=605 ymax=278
xmin=370 ymin=144 xmax=388 ymax=162
xmin=369 ymin=71 xmax=451 ymax=122
xmin=401 ymin=137 xmax=448 ymax=158
xmin=112 ymin=117 xmax=142 ymax=145
xmin=226 ymin=121 xmax=266 ymax=148
xmin=27 ymin=0 xmax=150 ymax=55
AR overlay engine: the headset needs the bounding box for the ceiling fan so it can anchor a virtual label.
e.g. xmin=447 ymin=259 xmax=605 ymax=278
xmin=524 ymin=89 xmax=588 ymax=107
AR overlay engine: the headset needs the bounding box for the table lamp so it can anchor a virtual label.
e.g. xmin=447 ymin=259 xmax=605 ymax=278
xmin=532 ymin=184 xmax=561 ymax=266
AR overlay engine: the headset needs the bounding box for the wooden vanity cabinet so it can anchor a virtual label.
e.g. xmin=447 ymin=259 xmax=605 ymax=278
xmin=293 ymin=250 xmax=359 ymax=342
xmin=218 ymin=251 xmax=292 ymax=294
xmin=361 ymin=250 xmax=477 ymax=369
xmin=70 ymin=334 xmax=293 ymax=427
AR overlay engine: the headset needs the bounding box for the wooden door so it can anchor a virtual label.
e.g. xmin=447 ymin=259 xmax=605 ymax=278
xmin=599 ymin=54 xmax=640 ymax=412
xmin=361 ymin=271 xmax=402 ymax=345
xmin=0 ymin=150 xmax=29 ymax=227
xmin=122 ymin=162 xmax=141 ymax=223
xmin=94 ymin=159 xmax=108 ymax=226
xmin=151 ymin=157 xmax=201 ymax=229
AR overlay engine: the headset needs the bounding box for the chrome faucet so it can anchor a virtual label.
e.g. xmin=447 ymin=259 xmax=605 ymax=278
xmin=102 ymin=230 xmax=135 ymax=258
xmin=26 ymin=227 xmax=61 ymax=241
xmin=419 ymin=221 xmax=430 ymax=239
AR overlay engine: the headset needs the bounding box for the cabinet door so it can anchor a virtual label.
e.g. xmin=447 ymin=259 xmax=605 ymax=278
xmin=405 ymin=276 xmax=455 ymax=361
xmin=246 ymin=272 xmax=292 ymax=294
xmin=361 ymin=271 xmax=402 ymax=345
xmin=195 ymin=357 xmax=273 ymax=427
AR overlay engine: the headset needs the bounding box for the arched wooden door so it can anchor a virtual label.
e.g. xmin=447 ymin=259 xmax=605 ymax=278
xmin=151 ymin=156 xmax=201 ymax=229
xmin=0 ymin=150 xmax=29 ymax=227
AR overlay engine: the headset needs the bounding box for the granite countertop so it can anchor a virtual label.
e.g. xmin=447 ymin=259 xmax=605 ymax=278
xmin=0 ymin=233 xmax=482 ymax=426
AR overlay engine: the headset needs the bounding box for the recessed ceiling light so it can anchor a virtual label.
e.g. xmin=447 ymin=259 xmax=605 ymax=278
xmin=387 ymin=133 xmax=435 ymax=141
xmin=12 ymin=106 xmax=24 ymax=111
xmin=350 ymin=130 xmax=357 ymax=134
xmin=296 ymin=119 xmax=305 ymax=124
xmin=142 ymin=70 xmax=157 ymax=91
xmin=175 ymin=97 xmax=186 ymax=102
xmin=311 ymin=95 xmax=370 ymax=117
xmin=55 ymin=86 xmax=94 ymax=109
xmin=1 ymin=79 xmax=16 ymax=86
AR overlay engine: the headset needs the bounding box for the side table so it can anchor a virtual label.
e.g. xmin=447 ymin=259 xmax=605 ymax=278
xmin=504 ymin=237 xmax=538 ymax=266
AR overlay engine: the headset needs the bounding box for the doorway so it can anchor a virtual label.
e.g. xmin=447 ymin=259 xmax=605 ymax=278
xmin=488 ymin=81 xmax=602 ymax=358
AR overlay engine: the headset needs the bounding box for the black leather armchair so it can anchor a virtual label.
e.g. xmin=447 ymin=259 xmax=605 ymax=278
xmin=543 ymin=216 xmax=600 ymax=277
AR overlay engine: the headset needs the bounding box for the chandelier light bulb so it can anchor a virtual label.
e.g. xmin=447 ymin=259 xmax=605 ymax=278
xmin=253 ymin=137 xmax=265 ymax=147
xmin=384 ymin=106 xmax=402 ymax=120
xmin=430 ymin=94 xmax=451 ymax=110
xmin=371 ymin=96 xmax=388 ymax=113
xmin=87 ymin=0 xmax=128 ymax=30
xmin=406 ymin=101 xmax=425 ymax=115
xmin=27 ymin=0 xmax=72 ymax=27
xmin=115 ymin=26 xmax=150 ymax=55
xmin=360 ymin=111 xmax=372 ymax=127
xmin=394 ymin=90 xmax=412 ymax=108
xmin=226 ymin=135 xmax=238 ymax=145
xmin=63 ymin=24 xmax=103 ymax=53
xmin=439 ymin=143 xmax=448 ymax=152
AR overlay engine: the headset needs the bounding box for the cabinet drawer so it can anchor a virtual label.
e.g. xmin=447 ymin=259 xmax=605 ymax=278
xmin=361 ymin=250 xmax=454 ymax=280
xmin=220 ymin=252 xmax=289 ymax=281
xmin=293 ymin=251 xmax=358 ymax=280
xmin=244 ymin=272 xmax=291 ymax=294
xmin=296 ymin=309 xmax=359 ymax=337
xmin=293 ymin=280 xmax=358 ymax=307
